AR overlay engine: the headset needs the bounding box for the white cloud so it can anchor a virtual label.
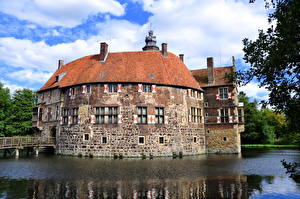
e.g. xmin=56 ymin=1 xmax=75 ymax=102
xmin=239 ymin=82 xmax=269 ymax=101
xmin=7 ymin=70 xmax=52 ymax=84
xmin=0 ymin=78 xmax=28 ymax=94
xmin=0 ymin=0 xmax=125 ymax=27
xmin=0 ymin=0 xmax=270 ymax=89
xmin=135 ymin=0 xmax=268 ymax=68
xmin=0 ymin=20 xmax=142 ymax=73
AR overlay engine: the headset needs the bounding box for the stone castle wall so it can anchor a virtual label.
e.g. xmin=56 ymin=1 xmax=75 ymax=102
xmin=41 ymin=84 xmax=206 ymax=157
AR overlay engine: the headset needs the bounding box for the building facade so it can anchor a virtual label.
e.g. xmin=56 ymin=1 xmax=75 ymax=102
xmin=33 ymin=31 xmax=244 ymax=157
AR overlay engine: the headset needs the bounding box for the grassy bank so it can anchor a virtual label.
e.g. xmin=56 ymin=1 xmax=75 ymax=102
xmin=242 ymin=144 xmax=299 ymax=149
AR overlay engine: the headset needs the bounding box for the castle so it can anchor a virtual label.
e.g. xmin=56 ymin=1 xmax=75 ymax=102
xmin=33 ymin=31 xmax=244 ymax=157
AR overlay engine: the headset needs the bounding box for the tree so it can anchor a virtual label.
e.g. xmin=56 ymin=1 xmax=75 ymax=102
xmin=0 ymin=82 xmax=11 ymax=137
xmin=241 ymin=0 xmax=300 ymax=133
xmin=238 ymin=92 xmax=287 ymax=144
xmin=6 ymin=89 xmax=35 ymax=136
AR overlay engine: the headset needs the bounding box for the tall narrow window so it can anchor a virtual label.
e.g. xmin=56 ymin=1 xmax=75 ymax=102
xmin=62 ymin=108 xmax=69 ymax=124
xmin=38 ymin=108 xmax=43 ymax=121
xmin=238 ymin=108 xmax=243 ymax=123
xmin=155 ymin=107 xmax=164 ymax=124
xmin=108 ymin=107 xmax=118 ymax=124
xmin=96 ymin=107 xmax=105 ymax=124
xmin=143 ymin=85 xmax=152 ymax=92
xmin=70 ymin=88 xmax=75 ymax=95
xmin=56 ymin=106 xmax=59 ymax=120
xmin=87 ymin=85 xmax=91 ymax=93
xmin=219 ymin=88 xmax=228 ymax=99
xmin=137 ymin=107 xmax=147 ymax=124
xmin=220 ymin=108 xmax=229 ymax=123
xmin=109 ymin=84 xmax=118 ymax=92
xmin=47 ymin=107 xmax=52 ymax=121
xmin=72 ymin=108 xmax=79 ymax=124
xmin=190 ymin=107 xmax=201 ymax=123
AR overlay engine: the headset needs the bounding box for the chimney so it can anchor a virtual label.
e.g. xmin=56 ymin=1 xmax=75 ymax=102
xmin=207 ymin=57 xmax=214 ymax=85
xmin=100 ymin=42 xmax=108 ymax=62
xmin=179 ymin=54 xmax=184 ymax=62
xmin=58 ymin=60 xmax=64 ymax=69
xmin=161 ymin=43 xmax=168 ymax=57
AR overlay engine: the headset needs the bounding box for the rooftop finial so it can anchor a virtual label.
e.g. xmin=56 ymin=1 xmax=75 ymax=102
xmin=142 ymin=28 xmax=159 ymax=51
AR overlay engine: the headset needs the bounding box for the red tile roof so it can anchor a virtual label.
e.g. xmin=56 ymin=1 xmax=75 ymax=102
xmin=190 ymin=66 xmax=234 ymax=87
xmin=39 ymin=51 xmax=202 ymax=92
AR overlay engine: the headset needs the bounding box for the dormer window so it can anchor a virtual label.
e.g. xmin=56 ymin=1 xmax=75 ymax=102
xmin=143 ymin=85 xmax=152 ymax=92
xmin=55 ymin=72 xmax=66 ymax=82
xmin=109 ymin=84 xmax=118 ymax=92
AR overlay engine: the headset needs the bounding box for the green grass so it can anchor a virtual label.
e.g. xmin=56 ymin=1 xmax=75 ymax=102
xmin=242 ymin=144 xmax=299 ymax=148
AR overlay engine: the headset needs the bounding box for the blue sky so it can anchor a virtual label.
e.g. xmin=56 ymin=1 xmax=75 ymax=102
xmin=0 ymin=0 xmax=269 ymax=101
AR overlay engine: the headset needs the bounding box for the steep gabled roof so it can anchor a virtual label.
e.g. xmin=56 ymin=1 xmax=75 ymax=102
xmin=191 ymin=66 xmax=234 ymax=87
xmin=39 ymin=51 xmax=202 ymax=92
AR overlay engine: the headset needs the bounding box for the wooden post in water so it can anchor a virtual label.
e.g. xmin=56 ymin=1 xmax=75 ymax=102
xmin=34 ymin=147 xmax=39 ymax=156
xmin=15 ymin=148 xmax=19 ymax=158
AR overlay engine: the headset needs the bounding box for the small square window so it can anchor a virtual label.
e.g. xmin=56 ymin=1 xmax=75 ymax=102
xmin=223 ymin=137 xmax=227 ymax=141
xmin=193 ymin=137 xmax=197 ymax=143
xmin=159 ymin=136 xmax=164 ymax=144
xmin=84 ymin=134 xmax=89 ymax=141
xmin=204 ymin=102 xmax=208 ymax=107
xmin=102 ymin=137 xmax=107 ymax=144
xmin=138 ymin=136 xmax=145 ymax=145
xmin=205 ymin=113 xmax=208 ymax=117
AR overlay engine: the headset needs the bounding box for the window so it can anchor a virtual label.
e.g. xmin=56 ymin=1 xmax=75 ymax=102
xmin=109 ymin=84 xmax=118 ymax=92
xmin=138 ymin=136 xmax=145 ymax=144
xmin=190 ymin=107 xmax=202 ymax=123
xmin=223 ymin=137 xmax=227 ymax=141
xmin=87 ymin=85 xmax=91 ymax=93
xmin=205 ymin=113 xmax=208 ymax=117
xmin=56 ymin=106 xmax=59 ymax=120
xmin=62 ymin=108 xmax=69 ymax=124
xmin=155 ymin=107 xmax=164 ymax=124
xmin=238 ymin=108 xmax=243 ymax=123
xmin=191 ymin=90 xmax=195 ymax=97
xmin=70 ymin=88 xmax=75 ymax=96
xmin=204 ymin=102 xmax=208 ymax=107
xmin=47 ymin=107 xmax=52 ymax=121
xmin=193 ymin=136 xmax=197 ymax=143
xmin=38 ymin=108 xmax=43 ymax=121
xmin=95 ymin=107 xmax=118 ymax=124
xmin=219 ymin=88 xmax=228 ymax=99
xmin=220 ymin=108 xmax=229 ymax=123
xmin=102 ymin=137 xmax=107 ymax=144
xmin=159 ymin=136 xmax=164 ymax=144
xmin=207 ymin=130 xmax=210 ymax=134
xmin=137 ymin=107 xmax=147 ymax=124
xmin=143 ymin=84 xmax=152 ymax=92
xmin=84 ymin=134 xmax=89 ymax=141
xmin=72 ymin=108 xmax=79 ymax=124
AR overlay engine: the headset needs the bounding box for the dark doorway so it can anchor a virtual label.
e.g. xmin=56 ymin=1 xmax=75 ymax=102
xmin=50 ymin=127 xmax=56 ymax=138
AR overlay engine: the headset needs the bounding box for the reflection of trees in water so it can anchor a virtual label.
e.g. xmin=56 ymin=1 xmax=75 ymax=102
xmin=21 ymin=176 xmax=251 ymax=199
xmin=0 ymin=175 xmax=283 ymax=199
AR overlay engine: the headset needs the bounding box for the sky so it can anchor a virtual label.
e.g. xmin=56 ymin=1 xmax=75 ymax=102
xmin=0 ymin=0 xmax=270 ymax=101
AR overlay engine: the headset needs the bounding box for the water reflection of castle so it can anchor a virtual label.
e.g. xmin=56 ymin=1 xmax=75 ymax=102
xmin=25 ymin=176 xmax=250 ymax=199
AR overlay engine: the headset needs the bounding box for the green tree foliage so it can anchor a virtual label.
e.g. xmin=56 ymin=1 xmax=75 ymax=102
xmin=0 ymin=83 xmax=11 ymax=137
xmin=5 ymin=89 xmax=35 ymax=137
xmin=241 ymin=0 xmax=300 ymax=135
xmin=239 ymin=92 xmax=287 ymax=144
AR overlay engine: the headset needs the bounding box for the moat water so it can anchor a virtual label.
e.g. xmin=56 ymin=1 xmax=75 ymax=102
xmin=0 ymin=149 xmax=299 ymax=199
